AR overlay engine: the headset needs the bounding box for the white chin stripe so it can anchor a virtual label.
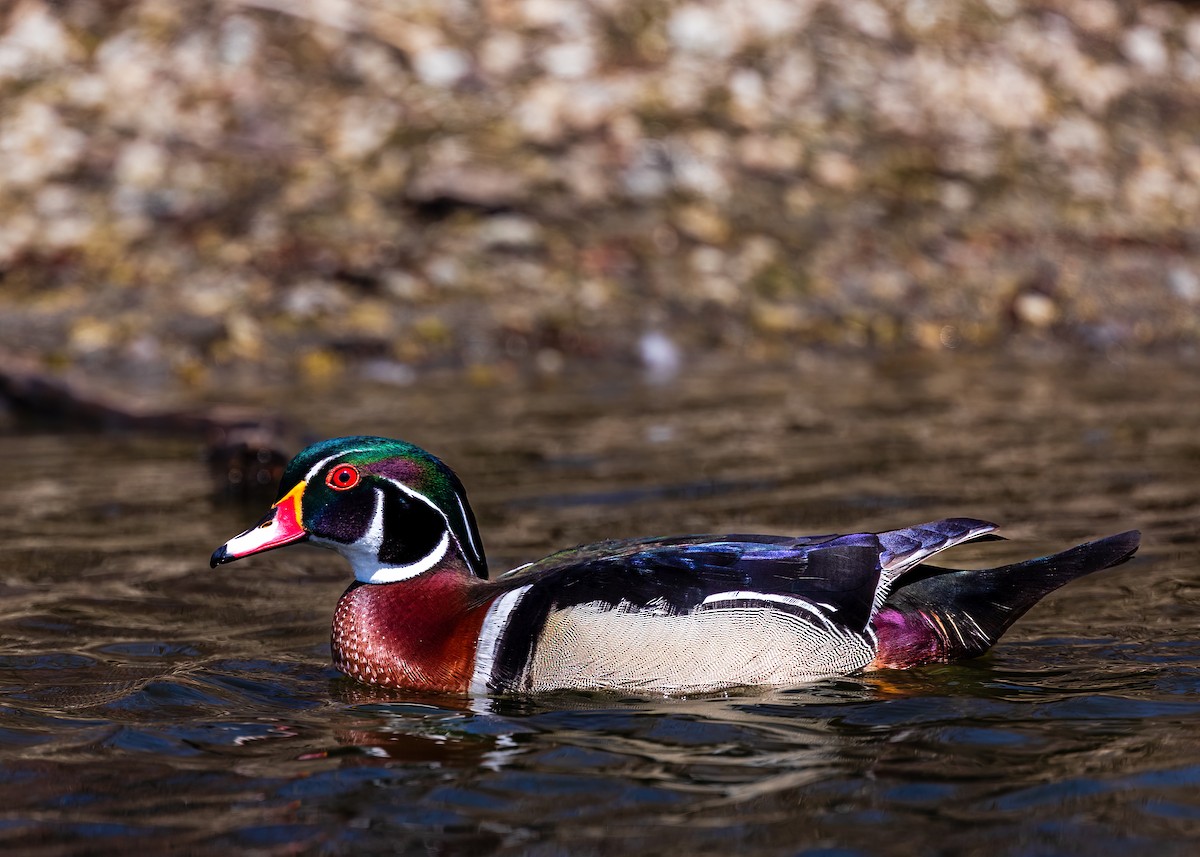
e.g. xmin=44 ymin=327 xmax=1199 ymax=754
xmin=353 ymin=529 xmax=451 ymax=584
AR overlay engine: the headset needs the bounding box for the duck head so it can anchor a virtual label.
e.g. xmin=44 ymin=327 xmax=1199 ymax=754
xmin=210 ymin=436 xmax=488 ymax=583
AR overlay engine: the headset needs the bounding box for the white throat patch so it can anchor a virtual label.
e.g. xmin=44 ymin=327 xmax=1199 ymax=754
xmin=315 ymin=486 xmax=452 ymax=584
xmin=353 ymin=529 xmax=450 ymax=584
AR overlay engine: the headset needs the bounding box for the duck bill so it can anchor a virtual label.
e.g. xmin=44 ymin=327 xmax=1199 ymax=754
xmin=210 ymin=482 xmax=308 ymax=567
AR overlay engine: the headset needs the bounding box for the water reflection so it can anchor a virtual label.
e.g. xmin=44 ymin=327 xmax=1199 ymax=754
xmin=1 ymin=355 xmax=1199 ymax=854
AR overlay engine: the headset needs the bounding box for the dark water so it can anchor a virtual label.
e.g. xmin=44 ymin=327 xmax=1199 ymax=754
xmin=2 ymin=354 xmax=1199 ymax=855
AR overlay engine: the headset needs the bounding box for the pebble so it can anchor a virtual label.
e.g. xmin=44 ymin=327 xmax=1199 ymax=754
xmin=1013 ymin=292 xmax=1059 ymax=330
xmin=413 ymin=46 xmax=470 ymax=87
xmin=1 ymin=0 xmax=1198 ymax=382
xmin=639 ymin=331 xmax=682 ymax=383
xmin=477 ymin=216 xmax=543 ymax=251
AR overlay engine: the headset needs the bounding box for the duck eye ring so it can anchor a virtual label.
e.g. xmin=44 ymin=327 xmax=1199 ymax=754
xmin=326 ymin=464 xmax=360 ymax=491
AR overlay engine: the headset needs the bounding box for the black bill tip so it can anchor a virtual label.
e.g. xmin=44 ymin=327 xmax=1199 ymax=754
xmin=210 ymin=545 xmax=232 ymax=568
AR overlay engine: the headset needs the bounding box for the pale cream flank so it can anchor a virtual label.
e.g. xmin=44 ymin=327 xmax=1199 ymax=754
xmin=524 ymin=601 xmax=873 ymax=694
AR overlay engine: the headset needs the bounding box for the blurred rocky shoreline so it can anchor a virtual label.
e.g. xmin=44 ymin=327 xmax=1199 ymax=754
xmin=1 ymin=0 xmax=1199 ymax=393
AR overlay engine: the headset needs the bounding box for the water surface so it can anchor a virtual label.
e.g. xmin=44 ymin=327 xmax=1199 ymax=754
xmin=2 ymin=354 xmax=1198 ymax=855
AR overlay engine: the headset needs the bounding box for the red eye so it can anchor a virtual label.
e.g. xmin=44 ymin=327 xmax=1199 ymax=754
xmin=326 ymin=464 xmax=360 ymax=491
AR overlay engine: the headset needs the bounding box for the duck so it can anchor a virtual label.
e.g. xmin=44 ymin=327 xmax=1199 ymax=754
xmin=210 ymin=435 xmax=1140 ymax=695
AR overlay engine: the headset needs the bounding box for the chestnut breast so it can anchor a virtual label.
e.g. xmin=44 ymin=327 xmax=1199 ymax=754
xmin=331 ymin=572 xmax=489 ymax=693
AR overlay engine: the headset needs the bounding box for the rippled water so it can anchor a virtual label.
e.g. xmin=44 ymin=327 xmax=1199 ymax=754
xmin=2 ymin=353 xmax=1199 ymax=855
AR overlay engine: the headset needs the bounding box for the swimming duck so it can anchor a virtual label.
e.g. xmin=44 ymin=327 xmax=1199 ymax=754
xmin=210 ymin=436 xmax=1140 ymax=695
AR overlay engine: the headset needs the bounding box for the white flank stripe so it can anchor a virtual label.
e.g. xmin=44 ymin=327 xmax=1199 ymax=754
xmin=701 ymin=590 xmax=834 ymax=627
xmin=469 ymin=584 xmax=533 ymax=694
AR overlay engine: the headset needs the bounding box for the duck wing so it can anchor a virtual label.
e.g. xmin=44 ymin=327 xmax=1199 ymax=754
xmin=473 ymin=518 xmax=997 ymax=693
xmin=493 ymin=517 xmax=997 ymax=623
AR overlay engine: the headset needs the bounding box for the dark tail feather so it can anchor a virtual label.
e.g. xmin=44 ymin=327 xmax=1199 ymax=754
xmin=870 ymin=531 xmax=1140 ymax=669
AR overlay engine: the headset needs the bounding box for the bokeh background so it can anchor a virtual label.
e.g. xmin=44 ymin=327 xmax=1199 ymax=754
xmin=6 ymin=6 xmax=1200 ymax=854
xmin=2 ymin=0 xmax=1199 ymax=393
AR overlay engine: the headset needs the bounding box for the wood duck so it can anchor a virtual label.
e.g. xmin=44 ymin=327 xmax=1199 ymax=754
xmin=211 ymin=436 xmax=1140 ymax=696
